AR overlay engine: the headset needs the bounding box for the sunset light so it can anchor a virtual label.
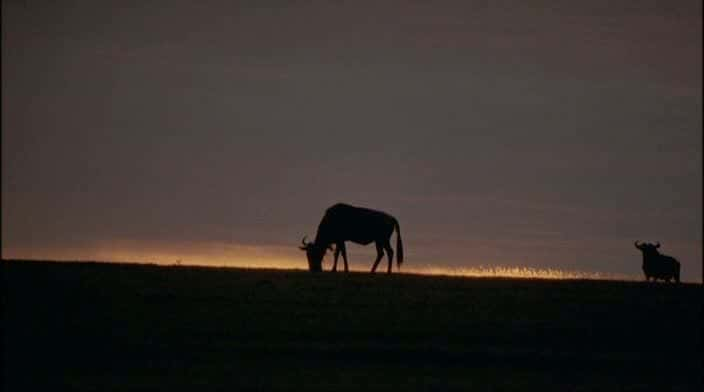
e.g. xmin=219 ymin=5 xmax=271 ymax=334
xmin=2 ymin=1 xmax=700 ymax=390
xmin=3 ymin=241 xmax=639 ymax=281
xmin=404 ymin=265 xmax=638 ymax=281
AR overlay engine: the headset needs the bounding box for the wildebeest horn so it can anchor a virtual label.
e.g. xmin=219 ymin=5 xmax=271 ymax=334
xmin=634 ymin=241 xmax=641 ymax=249
xmin=301 ymin=236 xmax=309 ymax=246
xmin=655 ymin=242 xmax=660 ymax=248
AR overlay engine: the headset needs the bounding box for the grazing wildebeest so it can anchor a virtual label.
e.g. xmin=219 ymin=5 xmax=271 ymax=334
xmin=634 ymin=241 xmax=681 ymax=283
xmin=299 ymin=203 xmax=403 ymax=274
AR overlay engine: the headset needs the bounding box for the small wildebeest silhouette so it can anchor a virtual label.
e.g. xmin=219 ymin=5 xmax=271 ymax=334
xmin=634 ymin=241 xmax=681 ymax=283
xmin=299 ymin=203 xmax=403 ymax=273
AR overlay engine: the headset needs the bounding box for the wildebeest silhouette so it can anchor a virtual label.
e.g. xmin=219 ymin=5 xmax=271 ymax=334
xmin=299 ymin=203 xmax=403 ymax=273
xmin=634 ymin=241 xmax=680 ymax=283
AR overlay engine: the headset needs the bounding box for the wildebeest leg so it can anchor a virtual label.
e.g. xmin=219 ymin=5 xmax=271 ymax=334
xmin=371 ymin=242 xmax=384 ymax=273
xmin=340 ymin=242 xmax=349 ymax=273
xmin=332 ymin=246 xmax=341 ymax=272
xmin=384 ymin=241 xmax=394 ymax=274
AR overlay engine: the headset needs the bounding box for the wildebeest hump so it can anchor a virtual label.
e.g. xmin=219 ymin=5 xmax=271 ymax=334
xmin=318 ymin=203 xmax=395 ymax=245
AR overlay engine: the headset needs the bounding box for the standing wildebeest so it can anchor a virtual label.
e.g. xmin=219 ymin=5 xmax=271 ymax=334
xmin=299 ymin=203 xmax=403 ymax=273
xmin=634 ymin=241 xmax=681 ymax=283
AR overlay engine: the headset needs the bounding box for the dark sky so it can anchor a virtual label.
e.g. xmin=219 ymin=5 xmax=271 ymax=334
xmin=2 ymin=1 xmax=701 ymax=280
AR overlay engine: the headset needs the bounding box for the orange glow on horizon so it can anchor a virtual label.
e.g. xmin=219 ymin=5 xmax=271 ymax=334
xmin=406 ymin=265 xmax=637 ymax=281
xmin=2 ymin=240 xmax=641 ymax=281
xmin=1 ymin=240 xmax=306 ymax=269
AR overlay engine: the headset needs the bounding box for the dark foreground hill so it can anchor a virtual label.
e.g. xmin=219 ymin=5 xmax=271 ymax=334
xmin=2 ymin=260 xmax=701 ymax=391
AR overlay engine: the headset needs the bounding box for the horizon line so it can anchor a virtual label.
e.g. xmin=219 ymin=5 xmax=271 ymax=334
xmin=3 ymin=258 xmax=680 ymax=284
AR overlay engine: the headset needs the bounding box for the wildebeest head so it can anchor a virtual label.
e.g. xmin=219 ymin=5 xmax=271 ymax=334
xmin=299 ymin=236 xmax=326 ymax=272
xmin=634 ymin=240 xmax=660 ymax=255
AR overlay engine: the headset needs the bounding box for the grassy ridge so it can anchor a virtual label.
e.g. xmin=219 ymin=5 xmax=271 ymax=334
xmin=2 ymin=260 xmax=701 ymax=391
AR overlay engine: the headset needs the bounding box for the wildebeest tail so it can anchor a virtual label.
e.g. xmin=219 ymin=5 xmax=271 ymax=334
xmin=675 ymin=262 xmax=681 ymax=283
xmin=395 ymin=219 xmax=403 ymax=270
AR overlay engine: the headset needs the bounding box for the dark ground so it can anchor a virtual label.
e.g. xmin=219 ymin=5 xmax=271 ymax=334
xmin=2 ymin=260 xmax=701 ymax=391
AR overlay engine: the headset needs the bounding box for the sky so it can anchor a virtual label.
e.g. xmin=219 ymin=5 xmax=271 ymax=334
xmin=2 ymin=1 xmax=702 ymax=281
